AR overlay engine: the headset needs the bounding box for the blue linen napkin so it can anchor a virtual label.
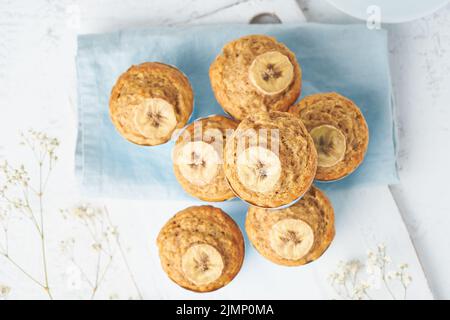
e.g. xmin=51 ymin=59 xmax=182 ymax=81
xmin=75 ymin=23 xmax=398 ymax=200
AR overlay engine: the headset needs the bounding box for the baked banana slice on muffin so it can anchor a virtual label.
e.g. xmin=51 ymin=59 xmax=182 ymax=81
xmin=246 ymin=186 xmax=335 ymax=266
xmin=289 ymin=92 xmax=369 ymax=181
xmin=210 ymin=35 xmax=301 ymax=120
xmin=224 ymin=111 xmax=317 ymax=208
xmin=157 ymin=205 xmax=245 ymax=292
xmin=173 ymin=115 xmax=238 ymax=201
xmin=110 ymin=62 xmax=193 ymax=146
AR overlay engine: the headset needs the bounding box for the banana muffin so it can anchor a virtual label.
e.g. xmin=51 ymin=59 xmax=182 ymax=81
xmin=246 ymin=186 xmax=335 ymax=266
xmin=157 ymin=205 xmax=245 ymax=292
xmin=173 ymin=115 xmax=238 ymax=202
xmin=110 ymin=62 xmax=193 ymax=146
xmin=289 ymin=92 xmax=369 ymax=181
xmin=209 ymin=35 xmax=301 ymax=120
xmin=224 ymin=111 xmax=317 ymax=208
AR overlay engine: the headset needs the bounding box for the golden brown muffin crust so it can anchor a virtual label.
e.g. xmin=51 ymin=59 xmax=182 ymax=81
xmin=289 ymin=93 xmax=369 ymax=181
xmin=210 ymin=35 xmax=301 ymax=120
xmin=157 ymin=205 xmax=245 ymax=292
xmin=110 ymin=62 xmax=194 ymax=146
xmin=246 ymin=186 xmax=335 ymax=266
xmin=224 ymin=111 xmax=317 ymax=208
xmin=173 ymin=115 xmax=238 ymax=202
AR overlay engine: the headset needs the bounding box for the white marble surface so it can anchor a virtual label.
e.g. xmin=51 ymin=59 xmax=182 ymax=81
xmin=0 ymin=0 xmax=448 ymax=299
xmin=298 ymin=0 xmax=450 ymax=300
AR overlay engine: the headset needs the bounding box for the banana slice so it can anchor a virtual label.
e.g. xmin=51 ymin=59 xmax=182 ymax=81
xmin=176 ymin=141 xmax=220 ymax=186
xmin=181 ymin=244 xmax=224 ymax=286
xmin=133 ymin=98 xmax=177 ymax=140
xmin=310 ymin=125 xmax=346 ymax=168
xmin=236 ymin=146 xmax=281 ymax=193
xmin=269 ymin=219 xmax=314 ymax=260
xmin=249 ymin=51 xmax=294 ymax=95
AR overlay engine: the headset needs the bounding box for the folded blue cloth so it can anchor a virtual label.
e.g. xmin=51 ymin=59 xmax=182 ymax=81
xmin=76 ymin=23 xmax=398 ymax=200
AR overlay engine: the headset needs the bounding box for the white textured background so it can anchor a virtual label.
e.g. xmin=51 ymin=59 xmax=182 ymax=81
xmin=0 ymin=0 xmax=449 ymax=299
xmin=298 ymin=0 xmax=450 ymax=299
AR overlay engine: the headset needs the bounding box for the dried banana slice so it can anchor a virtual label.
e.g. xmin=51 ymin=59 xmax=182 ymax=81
xmin=181 ymin=244 xmax=224 ymax=286
xmin=236 ymin=146 xmax=281 ymax=193
xmin=310 ymin=124 xmax=346 ymax=168
xmin=176 ymin=141 xmax=220 ymax=186
xmin=249 ymin=51 xmax=294 ymax=95
xmin=133 ymin=98 xmax=177 ymax=142
xmin=269 ymin=219 xmax=314 ymax=260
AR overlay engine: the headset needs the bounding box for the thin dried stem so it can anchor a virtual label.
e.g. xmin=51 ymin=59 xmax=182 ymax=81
xmin=60 ymin=204 xmax=143 ymax=300
xmin=70 ymin=257 xmax=95 ymax=289
xmin=381 ymin=262 xmax=396 ymax=300
xmin=90 ymin=250 xmax=103 ymax=300
xmin=94 ymin=253 xmax=115 ymax=298
xmin=37 ymin=161 xmax=52 ymax=299
xmin=329 ymin=244 xmax=412 ymax=300
xmin=0 ymin=130 xmax=58 ymax=300
xmin=1 ymin=252 xmax=45 ymax=289
xmin=104 ymin=206 xmax=143 ymax=300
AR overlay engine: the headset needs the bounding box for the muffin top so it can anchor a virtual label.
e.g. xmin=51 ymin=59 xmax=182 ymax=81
xmin=246 ymin=186 xmax=335 ymax=266
xmin=224 ymin=111 xmax=317 ymax=208
xmin=209 ymin=35 xmax=301 ymax=120
xmin=289 ymin=93 xmax=369 ymax=181
xmin=173 ymin=115 xmax=238 ymax=202
xmin=110 ymin=62 xmax=193 ymax=146
xmin=157 ymin=205 xmax=245 ymax=292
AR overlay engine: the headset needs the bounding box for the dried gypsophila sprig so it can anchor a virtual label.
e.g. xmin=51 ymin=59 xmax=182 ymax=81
xmin=328 ymin=259 xmax=372 ymax=300
xmin=107 ymin=293 xmax=136 ymax=300
xmin=1 ymin=130 xmax=143 ymax=300
xmin=60 ymin=205 xmax=117 ymax=299
xmin=0 ymin=206 xmax=10 ymax=254
xmin=60 ymin=204 xmax=143 ymax=300
xmin=328 ymin=244 xmax=412 ymax=300
xmin=387 ymin=263 xmax=412 ymax=299
xmin=0 ymin=284 xmax=11 ymax=300
xmin=0 ymin=130 xmax=59 ymax=299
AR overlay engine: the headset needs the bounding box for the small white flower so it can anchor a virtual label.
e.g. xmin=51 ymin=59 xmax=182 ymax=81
xmin=328 ymin=273 xmax=338 ymax=284
xmin=72 ymin=206 xmax=86 ymax=219
xmin=0 ymin=284 xmax=11 ymax=298
xmin=360 ymin=281 xmax=371 ymax=289
xmin=403 ymin=275 xmax=412 ymax=287
xmin=336 ymin=272 xmax=346 ymax=284
xmin=387 ymin=271 xmax=397 ymax=280
xmin=60 ymin=238 xmax=75 ymax=254
xmin=348 ymin=259 xmax=362 ymax=275
xmin=366 ymin=259 xmax=383 ymax=288
xmin=92 ymin=243 xmax=102 ymax=252
xmin=109 ymin=293 xmax=119 ymax=300
xmin=366 ymin=261 xmax=376 ymax=275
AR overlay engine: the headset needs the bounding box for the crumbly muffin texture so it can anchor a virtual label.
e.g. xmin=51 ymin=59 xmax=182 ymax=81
xmin=246 ymin=186 xmax=335 ymax=266
xmin=224 ymin=111 xmax=317 ymax=208
xmin=173 ymin=115 xmax=238 ymax=202
xmin=110 ymin=62 xmax=193 ymax=146
xmin=289 ymin=92 xmax=369 ymax=181
xmin=210 ymin=35 xmax=302 ymax=120
xmin=157 ymin=205 xmax=245 ymax=292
